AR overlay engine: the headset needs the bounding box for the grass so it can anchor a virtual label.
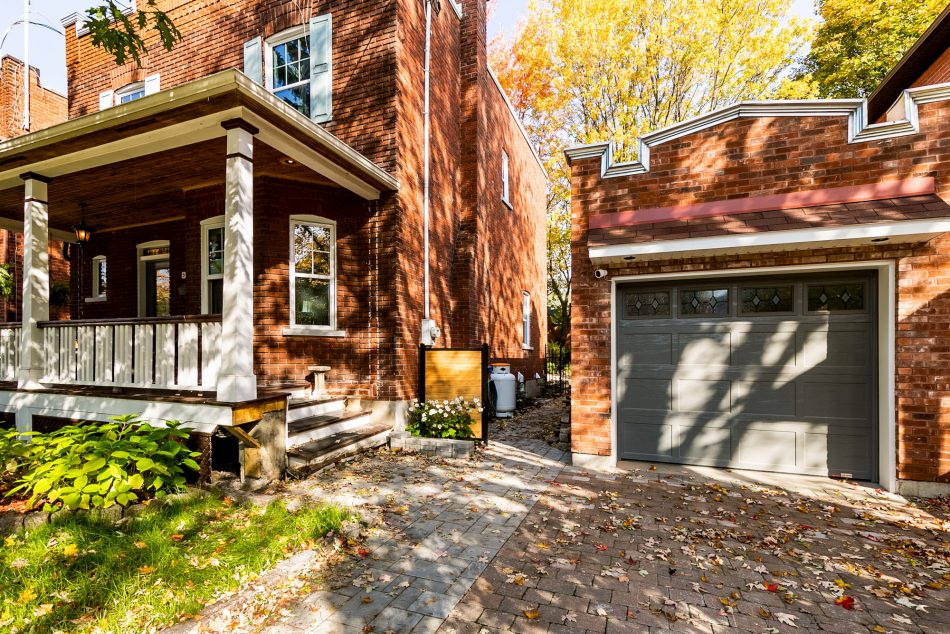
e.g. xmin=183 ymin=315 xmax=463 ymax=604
xmin=0 ymin=494 xmax=349 ymax=633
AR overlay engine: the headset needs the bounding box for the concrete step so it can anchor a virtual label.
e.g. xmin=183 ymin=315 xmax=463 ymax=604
xmin=287 ymin=422 xmax=391 ymax=476
xmin=287 ymin=409 xmax=372 ymax=447
xmin=286 ymin=396 xmax=347 ymax=422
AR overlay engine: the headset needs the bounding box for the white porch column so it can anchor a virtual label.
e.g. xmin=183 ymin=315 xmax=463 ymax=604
xmin=18 ymin=173 xmax=50 ymax=390
xmin=217 ymin=120 xmax=258 ymax=402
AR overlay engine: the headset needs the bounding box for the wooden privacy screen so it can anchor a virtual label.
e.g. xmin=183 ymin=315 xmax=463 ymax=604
xmin=419 ymin=345 xmax=489 ymax=441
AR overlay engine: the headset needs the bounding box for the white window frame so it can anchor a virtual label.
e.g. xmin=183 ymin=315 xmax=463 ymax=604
xmin=287 ymin=215 xmax=337 ymax=332
xmin=522 ymin=291 xmax=532 ymax=349
xmin=115 ymin=81 xmax=145 ymax=104
xmin=200 ymin=216 xmax=225 ymax=314
xmin=86 ymin=255 xmax=107 ymax=302
xmin=136 ymin=239 xmax=170 ymax=317
xmin=264 ymin=25 xmax=312 ymax=116
xmin=501 ymin=150 xmax=512 ymax=208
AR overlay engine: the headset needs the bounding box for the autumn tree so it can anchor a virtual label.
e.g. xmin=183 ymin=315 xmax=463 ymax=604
xmin=798 ymin=0 xmax=946 ymax=98
xmin=85 ymin=0 xmax=181 ymax=65
xmin=490 ymin=0 xmax=810 ymax=350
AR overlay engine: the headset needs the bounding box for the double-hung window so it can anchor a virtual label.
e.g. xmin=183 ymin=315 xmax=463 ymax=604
xmin=501 ymin=150 xmax=511 ymax=207
xmin=201 ymin=216 xmax=225 ymax=314
xmin=91 ymin=255 xmax=107 ymax=299
xmin=522 ymin=291 xmax=532 ymax=349
xmin=291 ymin=216 xmax=336 ymax=328
xmin=246 ymin=15 xmax=333 ymax=123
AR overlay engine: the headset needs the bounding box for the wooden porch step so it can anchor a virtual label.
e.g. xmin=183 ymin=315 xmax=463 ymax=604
xmin=288 ymin=396 xmax=346 ymax=411
xmin=287 ymin=410 xmax=370 ymax=443
xmin=287 ymin=422 xmax=391 ymax=476
xmin=286 ymin=396 xmax=348 ymax=424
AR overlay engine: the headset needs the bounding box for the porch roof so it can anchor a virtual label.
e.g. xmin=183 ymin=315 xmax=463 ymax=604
xmin=0 ymin=70 xmax=399 ymax=239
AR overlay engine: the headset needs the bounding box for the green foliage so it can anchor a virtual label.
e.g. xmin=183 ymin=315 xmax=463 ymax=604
xmin=0 ymin=496 xmax=349 ymax=633
xmin=85 ymin=0 xmax=182 ymax=67
xmin=406 ymin=397 xmax=481 ymax=439
xmin=798 ymin=0 xmax=946 ymax=98
xmin=7 ymin=416 xmax=199 ymax=512
xmin=50 ymin=281 xmax=70 ymax=308
xmin=0 ymin=263 xmax=13 ymax=300
xmin=0 ymin=427 xmax=33 ymax=490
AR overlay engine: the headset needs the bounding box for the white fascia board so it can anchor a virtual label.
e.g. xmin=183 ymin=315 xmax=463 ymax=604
xmin=0 ymin=389 xmax=233 ymax=434
xmin=566 ymin=83 xmax=950 ymax=178
xmin=589 ymin=218 xmax=950 ymax=263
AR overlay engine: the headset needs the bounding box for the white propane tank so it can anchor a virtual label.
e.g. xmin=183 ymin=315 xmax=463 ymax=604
xmin=490 ymin=363 xmax=517 ymax=418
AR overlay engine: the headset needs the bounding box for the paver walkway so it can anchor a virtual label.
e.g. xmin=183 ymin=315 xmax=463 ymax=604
xmin=260 ymin=439 xmax=568 ymax=633
xmin=438 ymin=463 xmax=950 ymax=634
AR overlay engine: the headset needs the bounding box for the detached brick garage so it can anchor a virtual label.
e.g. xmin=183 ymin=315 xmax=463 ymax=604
xmin=566 ymin=8 xmax=950 ymax=495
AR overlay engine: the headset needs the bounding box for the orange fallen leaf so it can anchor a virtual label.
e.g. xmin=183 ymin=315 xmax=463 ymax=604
xmin=170 ymin=534 xmax=185 ymax=542
xmin=834 ymin=596 xmax=855 ymax=610
xmin=765 ymin=583 xmax=779 ymax=592
xmin=595 ymin=544 xmax=608 ymax=551
xmin=523 ymin=609 xmax=540 ymax=620
xmin=138 ymin=565 xmax=156 ymax=574
xmin=134 ymin=541 xmax=147 ymax=549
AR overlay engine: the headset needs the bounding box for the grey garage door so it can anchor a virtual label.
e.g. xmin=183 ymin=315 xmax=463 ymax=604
xmin=616 ymin=272 xmax=877 ymax=480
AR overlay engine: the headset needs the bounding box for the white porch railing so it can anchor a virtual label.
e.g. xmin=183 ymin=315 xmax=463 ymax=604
xmin=0 ymin=324 xmax=21 ymax=382
xmin=38 ymin=316 xmax=222 ymax=391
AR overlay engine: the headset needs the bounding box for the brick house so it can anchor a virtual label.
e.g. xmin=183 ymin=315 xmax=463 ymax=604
xmin=0 ymin=55 xmax=69 ymax=323
xmin=0 ymin=0 xmax=546 ymax=477
xmin=566 ymin=5 xmax=950 ymax=495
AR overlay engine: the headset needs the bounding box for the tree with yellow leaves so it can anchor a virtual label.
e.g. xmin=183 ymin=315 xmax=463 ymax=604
xmin=491 ymin=0 xmax=810 ymax=349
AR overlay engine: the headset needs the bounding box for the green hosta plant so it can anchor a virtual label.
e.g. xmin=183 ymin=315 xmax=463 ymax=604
xmin=8 ymin=416 xmax=200 ymax=512
xmin=406 ymin=397 xmax=481 ymax=439
xmin=0 ymin=427 xmax=34 ymax=490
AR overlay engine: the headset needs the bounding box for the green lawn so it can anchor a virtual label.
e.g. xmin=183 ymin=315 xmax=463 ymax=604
xmin=0 ymin=494 xmax=348 ymax=633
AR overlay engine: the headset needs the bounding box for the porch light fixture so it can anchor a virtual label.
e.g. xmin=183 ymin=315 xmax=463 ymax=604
xmin=73 ymin=203 xmax=93 ymax=245
xmin=281 ymin=157 xmax=297 ymax=165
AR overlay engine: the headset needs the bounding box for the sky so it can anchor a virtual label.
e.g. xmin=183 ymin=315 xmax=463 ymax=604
xmin=0 ymin=0 xmax=818 ymax=95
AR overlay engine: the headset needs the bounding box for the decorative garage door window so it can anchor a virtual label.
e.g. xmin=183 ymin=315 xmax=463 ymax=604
xmin=807 ymin=283 xmax=865 ymax=312
xmin=740 ymin=285 xmax=794 ymax=314
xmin=679 ymin=288 xmax=729 ymax=316
xmin=622 ymin=290 xmax=671 ymax=319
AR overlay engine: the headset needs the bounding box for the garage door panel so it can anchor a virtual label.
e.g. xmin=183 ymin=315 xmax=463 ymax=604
xmin=732 ymin=331 xmax=799 ymax=368
xmin=676 ymin=378 xmax=732 ymax=413
xmin=619 ymin=333 xmax=673 ymax=366
xmin=799 ymin=381 xmax=871 ymax=419
xmin=678 ymin=333 xmax=732 ymax=366
xmin=733 ymin=380 xmax=797 ymax=416
xmin=732 ymin=428 xmax=799 ymax=470
xmin=619 ymin=377 xmax=671 ymax=411
xmin=617 ymin=273 xmax=876 ymax=480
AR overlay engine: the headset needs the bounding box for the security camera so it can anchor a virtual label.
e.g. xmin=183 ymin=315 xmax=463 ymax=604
xmin=593 ymin=269 xmax=608 ymax=279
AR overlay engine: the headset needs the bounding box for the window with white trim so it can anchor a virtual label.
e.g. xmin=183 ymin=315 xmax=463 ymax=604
xmin=261 ymin=17 xmax=332 ymax=122
xmin=115 ymin=81 xmax=145 ymax=104
xmin=522 ymin=291 xmax=532 ymax=348
xmin=290 ymin=216 xmax=336 ymax=328
xmin=91 ymin=255 xmax=107 ymax=299
xmin=201 ymin=216 xmax=225 ymax=314
xmin=501 ymin=150 xmax=511 ymax=206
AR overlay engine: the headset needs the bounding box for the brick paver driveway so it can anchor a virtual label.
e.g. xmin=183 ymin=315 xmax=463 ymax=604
xmin=440 ymin=462 xmax=950 ymax=634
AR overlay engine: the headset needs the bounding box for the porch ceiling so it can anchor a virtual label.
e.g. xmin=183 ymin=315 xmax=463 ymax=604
xmin=0 ymin=139 xmax=338 ymax=232
xmin=0 ymin=70 xmax=398 ymax=235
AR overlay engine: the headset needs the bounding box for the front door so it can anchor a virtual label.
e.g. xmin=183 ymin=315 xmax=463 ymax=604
xmin=144 ymin=259 xmax=171 ymax=317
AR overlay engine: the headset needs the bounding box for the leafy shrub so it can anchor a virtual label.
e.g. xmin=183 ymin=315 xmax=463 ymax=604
xmin=8 ymin=415 xmax=200 ymax=512
xmin=0 ymin=263 xmax=12 ymax=300
xmin=406 ymin=397 xmax=482 ymax=439
xmin=0 ymin=427 xmax=33 ymax=491
xmin=50 ymin=281 xmax=70 ymax=307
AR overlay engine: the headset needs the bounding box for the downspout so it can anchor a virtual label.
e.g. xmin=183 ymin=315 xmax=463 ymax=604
xmin=22 ymin=0 xmax=29 ymax=131
xmin=420 ymin=0 xmax=441 ymax=345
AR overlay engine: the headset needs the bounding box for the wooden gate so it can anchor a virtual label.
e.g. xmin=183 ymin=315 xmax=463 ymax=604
xmin=418 ymin=344 xmax=490 ymax=441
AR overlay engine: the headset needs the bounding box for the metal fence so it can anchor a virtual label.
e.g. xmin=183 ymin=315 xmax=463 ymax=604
xmin=544 ymin=342 xmax=571 ymax=394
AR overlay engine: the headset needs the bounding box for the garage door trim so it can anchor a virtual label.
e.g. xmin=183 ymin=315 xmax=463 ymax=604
xmin=608 ymin=260 xmax=897 ymax=491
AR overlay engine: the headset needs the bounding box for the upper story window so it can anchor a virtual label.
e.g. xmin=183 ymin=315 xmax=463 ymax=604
xmin=98 ymin=74 xmax=161 ymax=110
xmin=245 ymin=15 xmax=333 ymax=123
xmin=501 ymin=150 xmax=511 ymax=207
xmin=116 ymin=82 xmax=145 ymax=104
xmin=290 ymin=215 xmax=337 ymax=328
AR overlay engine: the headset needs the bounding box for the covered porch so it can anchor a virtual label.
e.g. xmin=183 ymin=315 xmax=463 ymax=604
xmin=0 ymin=71 xmax=397 ymax=431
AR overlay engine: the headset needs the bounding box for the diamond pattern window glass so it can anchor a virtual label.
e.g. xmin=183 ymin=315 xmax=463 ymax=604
xmin=807 ymin=283 xmax=865 ymax=312
xmin=680 ymin=289 xmax=729 ymax=316
xmin=740 ymin=286 xmax=794 ymax=314
xmin=623 ymin=291 xmax=671 ymax=319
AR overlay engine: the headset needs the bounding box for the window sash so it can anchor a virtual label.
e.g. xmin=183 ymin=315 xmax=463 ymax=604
xmin=92 ymin=256 xmax=107 ymax=298
xmin=291 ymin=220 xmax=336 ymax=328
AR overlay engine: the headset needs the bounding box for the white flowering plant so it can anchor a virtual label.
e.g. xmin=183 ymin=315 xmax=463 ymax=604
xmin=406 ymin=397 xmax=483 ymax=439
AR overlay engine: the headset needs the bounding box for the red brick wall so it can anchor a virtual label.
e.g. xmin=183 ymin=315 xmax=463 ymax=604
xmin=570 ymin=100 xmax=950 ymax=483
xmin=913 ymin=46 xmax=950 ymax=88
xmin=0 ymin=55 xmax=67 ymax=140
xmin=60 ymin=0 xmax=548 ymax=403
xmin=0 ymin=232 xmax=70 ymax=323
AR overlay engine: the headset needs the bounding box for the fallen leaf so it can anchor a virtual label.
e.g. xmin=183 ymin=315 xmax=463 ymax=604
xmin=595 ymin=544 xmax=608 ymax=551
xmin=17 ymin=588 xmax=36 ymax=604
xmin=170 ymin=534 xmax=185 ymax=542
xmin=134 ymin=541 xmax=147 ymax=549
xmin=138 ymin=565 xmax=156 ymax=574
xmin=523 ymin=608 xmax=540 ymax=620
xmin=361 ymin=596 xmax=372 ymax=604
xmin=834 ymin=596 xmax=855 ymax=610
xmin=63 ymin=543 xmax=78 ymax=557
xmin=775 ymin=613 xmax=799 ymax=628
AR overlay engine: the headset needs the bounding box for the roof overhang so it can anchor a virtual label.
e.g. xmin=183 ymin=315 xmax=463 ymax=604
xmin=589 ymin=219 xmax=950 ymax=264
xmin=0 ymin=70 xmax=399 ymax=201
